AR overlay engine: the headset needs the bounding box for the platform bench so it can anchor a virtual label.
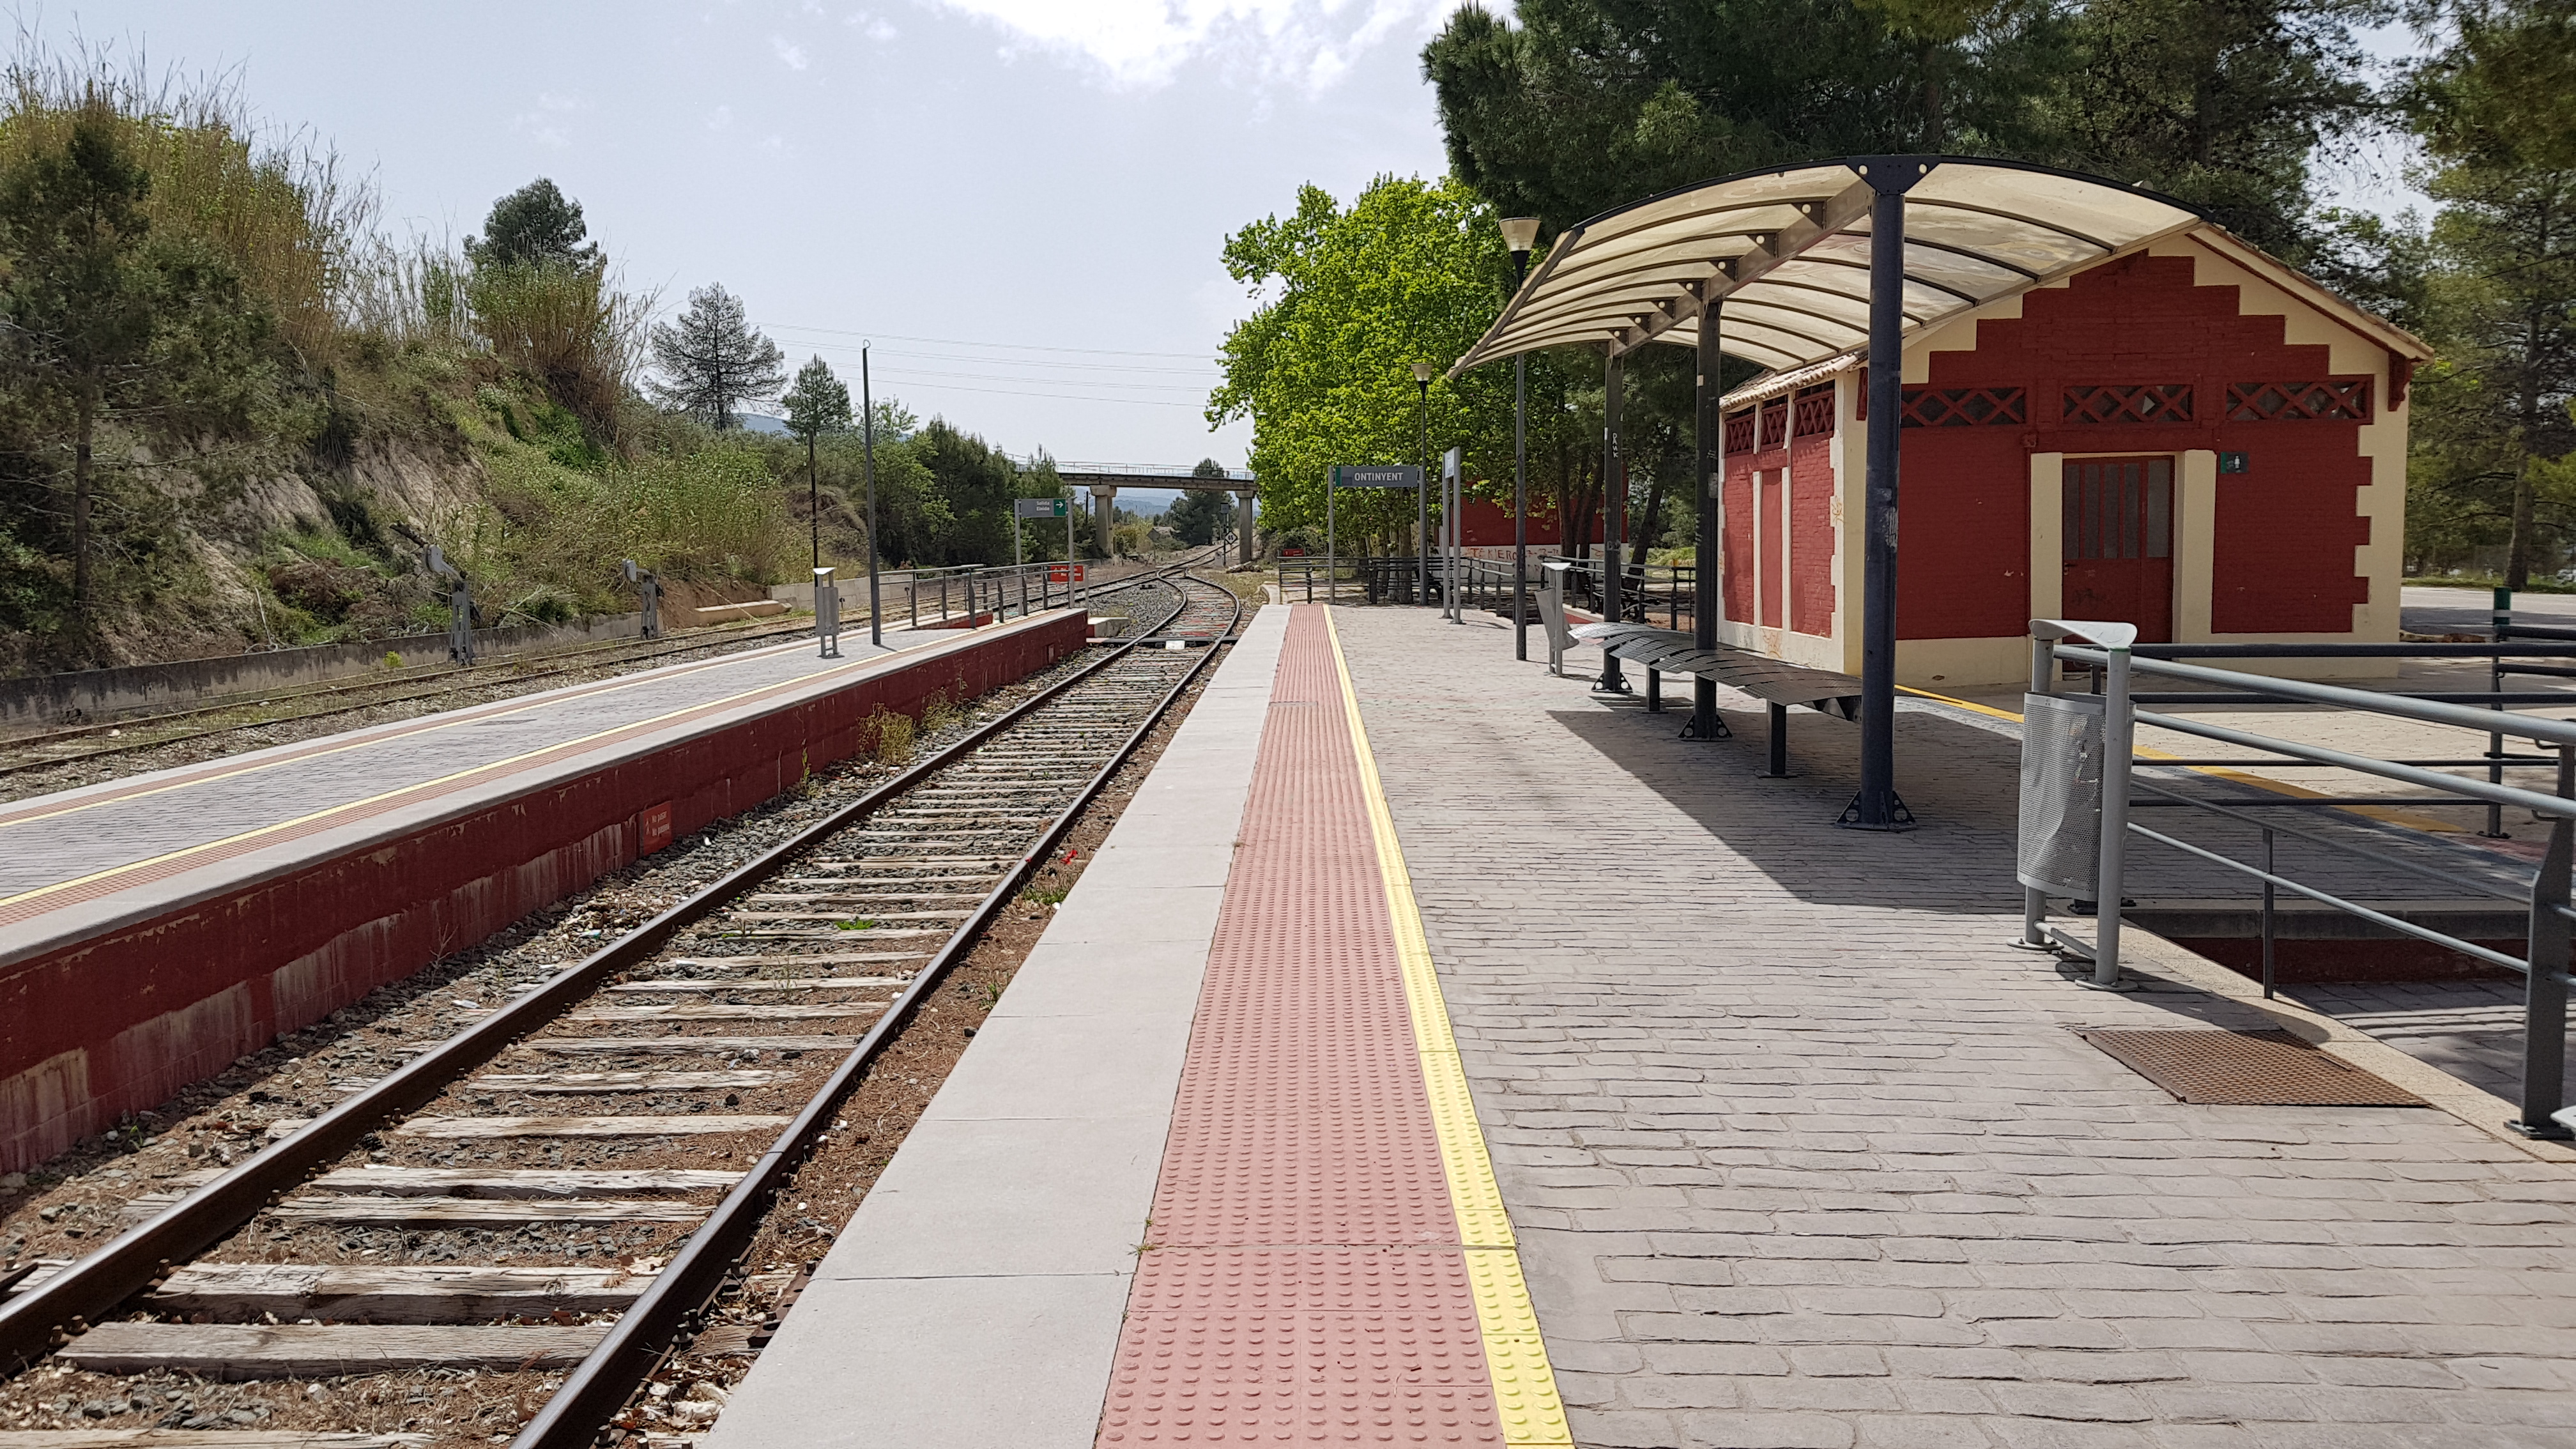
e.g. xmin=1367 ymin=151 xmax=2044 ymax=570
xmin=1568 ymin=621 xmax=1862 ymax=774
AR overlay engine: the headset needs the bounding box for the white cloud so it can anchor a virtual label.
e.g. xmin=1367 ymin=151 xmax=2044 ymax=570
xmin=922 ymin=0 xmax=1455 ymax=91
xmin=511 ymin=91 xmax=585 ymax=149
xmin=772 ymin=35 xmax=811 ymax=68
xmin=708 ymin=104 xmax=736 ymax=132
xmin=846 ymin=9 xmax=900 ymax=41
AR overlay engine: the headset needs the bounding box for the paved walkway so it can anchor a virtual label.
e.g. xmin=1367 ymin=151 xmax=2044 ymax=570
xmin=0 ymin=619 xmax=1006 ymax=958
xmin=1336 ymin=605 xmax=2576 ymax=1449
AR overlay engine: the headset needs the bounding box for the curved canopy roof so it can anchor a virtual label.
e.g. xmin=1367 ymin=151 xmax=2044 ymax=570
xmin=1450 ymin=157 xmax=2205 ymax=378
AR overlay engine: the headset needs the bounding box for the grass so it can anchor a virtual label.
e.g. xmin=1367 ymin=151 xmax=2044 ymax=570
xmin=2403 ymin=575 xmax=2576 ymax=595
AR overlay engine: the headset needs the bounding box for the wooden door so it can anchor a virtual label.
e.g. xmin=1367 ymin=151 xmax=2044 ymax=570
xmin=2062 ymin=456 xmax=2174 ymax=642
xmin=1758 ymin=469 xmax=1784 ymax=627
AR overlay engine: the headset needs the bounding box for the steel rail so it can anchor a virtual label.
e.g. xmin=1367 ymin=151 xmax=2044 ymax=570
xmin=0 ymin=564 xmax=1212 ymax=1375
xmin=515 ymin=572 xmax=1244 ymax=1447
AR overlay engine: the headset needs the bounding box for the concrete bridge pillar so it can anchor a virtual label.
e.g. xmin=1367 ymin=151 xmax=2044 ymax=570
xmin=1089 ymin=485 xmax=1117 ymax=557
xmin=1235 ymin=490 xmax=1257 ymax=567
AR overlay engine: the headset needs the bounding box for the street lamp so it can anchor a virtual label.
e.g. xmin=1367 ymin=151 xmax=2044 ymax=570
xmin=1499 ymin=217 xmax=1538 ymax=659
xmin=1411 ymin=361 xmax=1434 ymax=606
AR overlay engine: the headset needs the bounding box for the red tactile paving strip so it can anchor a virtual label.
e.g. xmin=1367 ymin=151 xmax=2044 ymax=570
xmin=1097 ymin=606 xmax=1503 ymax=1447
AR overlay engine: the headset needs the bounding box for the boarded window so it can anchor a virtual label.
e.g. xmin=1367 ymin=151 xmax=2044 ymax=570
xmin=2064 ymin=383 xmax=2193 ymax=425
xmin=2064 ymin=457 xmax=2173 ymax=562
xmin=2225 ymin=380 xmax=2370 ymax=422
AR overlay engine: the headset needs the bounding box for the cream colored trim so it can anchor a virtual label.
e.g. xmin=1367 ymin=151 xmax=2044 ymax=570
xmin=2028 ymin=452 xmax=2064 ymax=624
xmin=2176 ymin=450 xmax=2217 ymax=641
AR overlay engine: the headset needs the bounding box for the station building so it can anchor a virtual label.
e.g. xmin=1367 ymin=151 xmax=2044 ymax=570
xmin=1714 ymin=228 xmax=2429 ymax=687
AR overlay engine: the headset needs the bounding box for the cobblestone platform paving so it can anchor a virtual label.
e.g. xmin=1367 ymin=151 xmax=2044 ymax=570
xmin=1335 ymin=606 xmax=2576 ymax=1449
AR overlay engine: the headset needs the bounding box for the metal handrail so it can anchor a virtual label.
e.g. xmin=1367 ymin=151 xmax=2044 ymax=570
xmin=2025 ymin=618 xmax=2575 ymax=1141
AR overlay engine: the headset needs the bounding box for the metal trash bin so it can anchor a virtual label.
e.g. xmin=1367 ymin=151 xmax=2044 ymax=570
xmin=2018 ymin=691 xmax=2105 ymax=898
xmin=1538 ymin=561 xmax=1573 ymax=677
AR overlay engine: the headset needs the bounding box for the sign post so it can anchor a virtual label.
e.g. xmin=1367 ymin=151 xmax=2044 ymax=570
xmin=1327 ymin=464 xmax=1422 ymax=608
xmin=1013 ymin=496 xmax=1068 ymax=571
xmin=1441 ymin=448 xmax=1463 ymax=622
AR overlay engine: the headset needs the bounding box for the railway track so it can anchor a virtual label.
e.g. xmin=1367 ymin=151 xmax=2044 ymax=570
xmin=0 ymin=564 xmax=1246 ymax=1447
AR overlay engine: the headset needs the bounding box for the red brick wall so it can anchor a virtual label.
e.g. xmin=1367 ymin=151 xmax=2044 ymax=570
xmin=0 ymin=615 xmax=1087 ymax=1170
xmin=1790 ymin=427 xmax=1837 ymax=637
xmin=1897 ymin=250 xmax=2373 ymax=638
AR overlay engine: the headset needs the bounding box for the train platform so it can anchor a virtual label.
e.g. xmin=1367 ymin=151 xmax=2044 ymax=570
xmin=715 ymin=600 xmax=2575 ymax=1449
xmin=0 ymin=609 xmax=1090 ymax=1169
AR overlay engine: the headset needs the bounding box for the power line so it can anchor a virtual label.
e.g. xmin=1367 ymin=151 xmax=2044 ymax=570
xmin=865 ymin=376 xmax=1210 ymax=409
xmin=874 ymin=365 xmax=1204 ymax=395
xmin=766 ymin=322 xmax=1213 ymax=360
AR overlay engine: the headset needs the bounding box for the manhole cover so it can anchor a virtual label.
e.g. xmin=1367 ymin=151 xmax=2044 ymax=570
xmin=2078 ymin=1028 xmax=2426 ymax=1107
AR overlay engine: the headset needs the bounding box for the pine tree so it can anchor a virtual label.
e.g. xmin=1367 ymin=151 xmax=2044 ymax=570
xmin=780 ymin=356 xmax=853 ymax=569
xmin=647 ymin=284 xmax=787 ymax=429
xmin=465 ymin=178 xmax=601 ymax=271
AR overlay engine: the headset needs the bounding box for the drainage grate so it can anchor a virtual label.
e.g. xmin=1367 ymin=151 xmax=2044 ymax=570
xmin=2079 ymin=1028 xmax=2426 ymax=1107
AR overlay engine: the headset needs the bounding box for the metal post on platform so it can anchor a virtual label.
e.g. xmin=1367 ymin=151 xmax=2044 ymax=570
xmin=1688 ymin=284 xmax=1726 ymax=741
xmin=2090 ymin=643 xmax=2135 ymax=988
xmin=2511 ymin=745 xmax=2574 ymax=1139
xmin=1414 ymin=364 xmax=1434 ymax=607
xmin=1597 ymin=348 xmax=1629 ymax=694
xmin=2260 ymin=827 xmax=2278 ymax=999
xmin=2486 ymin=586 xmax=2512 ymax=837
xmin=815 ymin=567 xmax=840 ymax=659
xmin=1326 ymin=468 xmax=1337 ymax=608
xmin=1498 ymin=215 xmax=1539 ymax=660
xmin=862 ymin=345 xmax=882 ymax=648
xmin=1841 ymin=160 xmax=1924 ymax=831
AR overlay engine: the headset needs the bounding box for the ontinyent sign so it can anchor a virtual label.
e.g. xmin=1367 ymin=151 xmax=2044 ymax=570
xmin=1331 ymin=464 xmax=1422 ymax=490
xmin=1015 ymin=497 xmax=1071 ymax=518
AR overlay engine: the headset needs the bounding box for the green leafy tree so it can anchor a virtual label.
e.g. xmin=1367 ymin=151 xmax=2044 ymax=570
xmin=1423 ymin=0 xmax=2061 ymax=234
xmin=0 ymin=98 xmax=273 ymax=632
xmin=2043 ymin=0 xmax=2384 ymax=259
xmin=466 ymin=178 xmax=601 ymax=270
xmin=780 ymin=355 xmax=853 ymax=568
xmin=2401 ymin=0 xmax=2576 ymax=586
xmin=647 ymin=283 xmax=786 ymax=429
xmin=1169 ymin=482 xmax=1232 ymax=546
xmin=1210 ymin=176 xmax=1552 ymax=548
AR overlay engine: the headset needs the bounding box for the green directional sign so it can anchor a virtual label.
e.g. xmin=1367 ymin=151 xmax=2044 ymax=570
xmin=1015 ymin=498 xmax=1070 ymax=519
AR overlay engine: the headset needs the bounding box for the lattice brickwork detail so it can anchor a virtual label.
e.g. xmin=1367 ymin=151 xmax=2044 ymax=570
xmin=1899 ymin=387 xmax=2026 ymax=427
xmin=2062 ymin=383 xmax=2193 ymax=424
xmin=1792 ymin=384 xmax=1836 ymax=438
xmin=2227 ymin=379 xmax=2370 ymax=422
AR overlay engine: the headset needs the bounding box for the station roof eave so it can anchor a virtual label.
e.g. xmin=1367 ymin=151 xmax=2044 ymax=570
xmin=1449 ymin=156 xmax=2214 ymax=381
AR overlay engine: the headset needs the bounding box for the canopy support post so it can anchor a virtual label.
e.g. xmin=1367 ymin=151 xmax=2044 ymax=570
xmin=1597 ymin=346 xmax=1629 ymax=694
xmin=1841 ymin=160 xmax=1923 ymax=831
xmin=1687 ymin=286 xmax=1727 ymax=741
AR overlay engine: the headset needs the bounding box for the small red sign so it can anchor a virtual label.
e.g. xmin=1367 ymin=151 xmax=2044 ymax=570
xmin=640 ymin=802 xmax=673 ymax=854
xmin=1047 ymin=564 xmax=1089 ymax=584
xmin=1280 ymin=547 xmax=1307 ymax=556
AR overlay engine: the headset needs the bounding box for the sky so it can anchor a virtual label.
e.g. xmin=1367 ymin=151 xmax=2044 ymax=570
xmin=40 ymin=3 xmax=2433 ymax=474
xmin=47 ymin=1 xmax=1468 ymax=470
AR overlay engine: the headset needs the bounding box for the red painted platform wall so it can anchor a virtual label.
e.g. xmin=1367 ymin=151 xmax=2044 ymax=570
xmin=0 ymin=615 xmax=1088 ymax=1170
xmin=1790 ymin=427 xmax=1837 ymax=636
xmin=1897 ymin=250 xmax=2373 ymax=639
xmin=1457 ymin=497 xmax=1600 ymax=548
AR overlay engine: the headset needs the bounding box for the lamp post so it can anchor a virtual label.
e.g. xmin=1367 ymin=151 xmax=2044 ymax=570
xmin=1499 ymin=217 xmax=1538 ymax=659
xmin=862 ymin=344 xmax=882 ymax=648
xmin=1411 ymin=361 xmax=1434 ymax=606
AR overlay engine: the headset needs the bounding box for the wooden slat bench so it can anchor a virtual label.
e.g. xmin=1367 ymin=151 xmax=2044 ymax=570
xmin=1568 ymin=621 xmax=1862 ymax=774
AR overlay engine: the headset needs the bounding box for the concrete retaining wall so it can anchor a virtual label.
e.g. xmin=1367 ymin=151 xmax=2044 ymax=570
xmin=0 ymin=614 xmax=1088 ymax=1169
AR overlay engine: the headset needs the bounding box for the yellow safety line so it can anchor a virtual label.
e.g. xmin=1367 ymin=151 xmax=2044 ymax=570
xmin=1896 ymin=684 xmax=2467 ymax=834
xmin=0 ymin=627 xmax=976 ymax=912
xmin=1323 ymin=608 xmax=1573 ymax=1449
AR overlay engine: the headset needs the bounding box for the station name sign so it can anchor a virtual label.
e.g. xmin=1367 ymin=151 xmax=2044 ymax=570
xmin=1014 ymin=498 xmax=1071 ymax=518
xmin=1331 ymin=464 xmax=1422 ymax=489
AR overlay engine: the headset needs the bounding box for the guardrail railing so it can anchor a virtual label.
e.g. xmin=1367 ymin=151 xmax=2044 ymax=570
xmin=2021 ymin=618 xmax=2576 ymax=1141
